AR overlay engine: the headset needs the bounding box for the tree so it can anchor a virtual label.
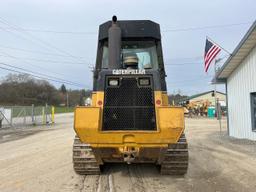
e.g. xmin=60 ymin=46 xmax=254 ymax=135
xmin=0 ymin=73 xmax=92 ymax=106
xmin=0 ymin=73 xmax=61 ymax=105
xmin=60 ymin=84 xmax=67 ymax=94
xmin=168 ymin=93 xmax=188 ymax=105
xmin=79 ymin=89 xmax=86 ymax=105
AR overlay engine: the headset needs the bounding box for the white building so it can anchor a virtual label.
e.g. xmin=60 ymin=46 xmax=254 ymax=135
xmin=182 ymin=90 xmax=226 ymax=107
xmin=216 ymin=21 xmax=256 ymax=140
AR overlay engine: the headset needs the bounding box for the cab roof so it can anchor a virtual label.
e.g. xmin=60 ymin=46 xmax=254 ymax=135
xmin=98 ymin=20 xmax=161 ymax=40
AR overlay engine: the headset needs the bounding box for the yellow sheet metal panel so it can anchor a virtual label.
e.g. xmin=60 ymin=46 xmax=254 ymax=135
xmin=158 ymin=107 xmax=184 ymax=129
xmin=161 ymin=92 xmax=169 ymax=106
xmin=95 ymin=92 xmax=104 ymax=108
xmin=154 ymin=91 xmax=169 ymax=106
xmin=154 ymin=91 xmax=162 ymax=104
xmin=74 ymin=106 xmax=184 ymax=148
xmin=91 ymin=92 xmax=97 ymax=106
xmin=74 ymin=107 xmax=100 ymax=134
xmin=91 ymin=91 xmax=104 ymax=107
xmin=157 ymin=107 xmax=184 ymax=142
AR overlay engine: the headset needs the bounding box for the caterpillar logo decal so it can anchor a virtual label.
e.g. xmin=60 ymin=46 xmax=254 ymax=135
xmin=112 ymin=69 xmax=146 ymax=75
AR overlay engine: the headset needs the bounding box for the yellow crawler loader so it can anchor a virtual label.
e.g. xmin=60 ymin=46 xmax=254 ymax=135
xmin=73 ymin=16 xmax=188 ymax=175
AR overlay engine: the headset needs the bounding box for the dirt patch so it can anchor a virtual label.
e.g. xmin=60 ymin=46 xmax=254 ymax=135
xmin=1 ymin=116 xmax=256 ymax=192
xmin=0 ymin=126 xmax=55 ymax=144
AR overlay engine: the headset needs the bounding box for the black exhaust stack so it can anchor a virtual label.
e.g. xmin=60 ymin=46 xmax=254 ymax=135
xmin=108 ymin=16 xmax=121 ymax=69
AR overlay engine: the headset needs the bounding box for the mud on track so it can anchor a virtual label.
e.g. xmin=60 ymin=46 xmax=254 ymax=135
xmin=0 ymin=114 xmax=256 ymax=192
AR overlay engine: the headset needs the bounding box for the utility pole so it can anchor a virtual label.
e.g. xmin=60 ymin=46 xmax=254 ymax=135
xmin=66 ymin=92 xmax=69 ymax=107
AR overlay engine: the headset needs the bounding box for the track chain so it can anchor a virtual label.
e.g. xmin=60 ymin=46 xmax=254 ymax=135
xmin=73 ymin=136 xmax=100 ymax=175
xmin=160 ymin=134 xmax=189 ymax=175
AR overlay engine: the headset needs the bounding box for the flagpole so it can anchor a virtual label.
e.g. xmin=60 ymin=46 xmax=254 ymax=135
xmin=214 ymin=59 xmax=217 ymax=117
xmin=214 ymin=58 xmax=222 ymax=135
xmin=206 ymin=36 xmax=232 ymax=56
xmin=205 ymin=36 xmax=223 ymax=134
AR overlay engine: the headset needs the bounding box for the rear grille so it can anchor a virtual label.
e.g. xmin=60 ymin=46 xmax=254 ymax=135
xmin=103 ymin=77 xmax=156 ymax=131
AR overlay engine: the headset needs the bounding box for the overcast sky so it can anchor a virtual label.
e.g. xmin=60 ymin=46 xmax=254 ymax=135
xmin=0 ymin=0 xmax=255 ymax=95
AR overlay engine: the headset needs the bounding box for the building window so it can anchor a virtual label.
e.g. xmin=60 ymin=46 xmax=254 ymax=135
xmin=251 ymin=92 xmax=256 ymax=131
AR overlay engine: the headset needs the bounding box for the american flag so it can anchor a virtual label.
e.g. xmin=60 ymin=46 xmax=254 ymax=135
xmin=204 ymin=38 xmax=221 ymax=72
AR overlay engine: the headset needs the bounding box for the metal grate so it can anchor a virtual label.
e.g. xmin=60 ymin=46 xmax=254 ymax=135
xmin=103 ymin=77 xmax=156 ymax=131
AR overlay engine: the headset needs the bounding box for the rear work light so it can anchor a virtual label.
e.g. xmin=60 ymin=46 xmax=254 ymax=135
xmin=139 ymin=78 xmax=150 ymax=86
xmin=108 ymin=79 xmax=119 ymax=86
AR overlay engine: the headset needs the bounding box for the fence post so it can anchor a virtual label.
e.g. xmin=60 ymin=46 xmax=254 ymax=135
xmin=45 ymin=104 xmax=48 ymax=124
xmin=42 ymin=106 xmax=46 ymax=124
xmin=23 ymin=107 xmax=26 ymax=125
xmin=51 ymin=106 xmax=55 ymax=124
xmin=0 ymin=111 xmax=2 ymax=128
xmin=31 ymin=104 xmax=35 ymax=125
xmin=10 ymin=107 xmax=13 ymax=126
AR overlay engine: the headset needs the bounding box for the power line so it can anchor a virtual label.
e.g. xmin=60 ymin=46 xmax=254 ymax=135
xmin=0 ymin=25 xmax=88 ymax=66
xmin=206 ymin=36 xmax=232 ymax=55
xmin=168 ymin=76 xmax=212 ymax=85
xmin=0 ymin=17 xmax=86 ymax=63
xmin=1 ymin=52 xmax=202 ymax=66
xmin=165 ymin=56 xmax=228 ymax=66
xmin=0 ymin=51 xmax=85 ymax=82
xmin=0 ymin=26 xmax=96 ymax=35
xmin=0 ymin=62 xmax=84 ymax=87
xmin=0 ymin=65 xmax=80 ymax=87
xmin=0 ymin=21 xmax=253 ymax=35
xmin=0 ymin=49 xmax=205 ymax=66
xmin=0 ymin=46 xmax=89 ymax=87
xmin=0 ymin=45 xmax=205 ymax=65
xmin=0 ymin=44 xmax=88 ymax=59
xmin=165 ymin=53 xmax=229 ymax=61
xmin=165 ymin=62 xmax=202 ymax=66
xmin=0 ymin=26 xmax=66 ymax=58
xmin=0 ymin=54 xmax=89 ymax=65
xmin=0 ymin=62 xmax=86 ymax=87
xmin=162 ymin=22 xmax=253 ymax=32
xmin=165 ymin=56 xmax=203 ymax=61
xmin=0 ymin=62 xmax=86 ymax=88
xmin=0 ymin=26 xmax=54 ymax=52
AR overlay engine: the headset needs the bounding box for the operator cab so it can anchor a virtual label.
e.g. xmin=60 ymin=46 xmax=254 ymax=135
xmin=94 ymin=16 xmax=167 ymax=90
xmin=102 ymin=40 xmax=159 ymax=70
xmin=95 ymin=16 xmax=164 ymax=70
xmin=93 ymin=16 xmax=167 ymax=131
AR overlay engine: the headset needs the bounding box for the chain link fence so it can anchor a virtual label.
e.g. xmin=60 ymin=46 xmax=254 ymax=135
xmin=0 ymin=105 xmax=54 ymax=128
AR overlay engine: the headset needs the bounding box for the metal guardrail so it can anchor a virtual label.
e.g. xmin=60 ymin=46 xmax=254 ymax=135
xmin=0 ymin=105 xmax=54 ymax=128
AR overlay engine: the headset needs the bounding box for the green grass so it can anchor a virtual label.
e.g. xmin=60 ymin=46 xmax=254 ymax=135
xmin=54 ymin=106 xmax=74 ymax=114
xmin=3 ymin=106 xmax=52 ymax=117
xmin=2 ymin=106 xmax=74 ymax=117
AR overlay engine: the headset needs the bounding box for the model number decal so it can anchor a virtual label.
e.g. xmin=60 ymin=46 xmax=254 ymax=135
xmin=112 ymin=69 xmax=146 ymax=75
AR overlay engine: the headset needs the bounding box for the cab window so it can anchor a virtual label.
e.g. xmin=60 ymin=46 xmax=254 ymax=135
xmin=101 ymin=41 xmax=159 ymax=69
xmin=121 ymin=41 xmax=159 ymax=70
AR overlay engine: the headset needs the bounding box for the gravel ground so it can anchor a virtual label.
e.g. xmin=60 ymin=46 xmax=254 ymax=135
xmin=0 ymin=114 xmax=256 ymax=192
